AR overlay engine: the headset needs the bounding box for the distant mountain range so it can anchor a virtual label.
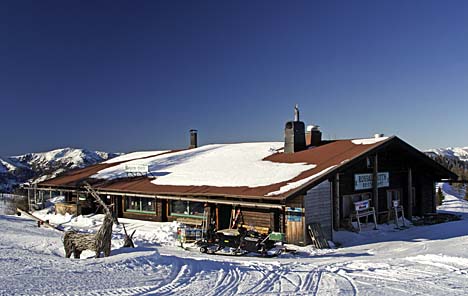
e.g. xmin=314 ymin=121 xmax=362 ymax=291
xmin=0 ymin=148 xmax=119 ymax=192
xmin=425 ymin=147 xmax=468 ymax=162
xmin=425 ymin=147 xmax=468 ymax=180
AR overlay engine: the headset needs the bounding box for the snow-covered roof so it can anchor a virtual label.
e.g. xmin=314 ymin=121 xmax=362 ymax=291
xmin=93 ymin=143 xmax=315 ymax=188
xmin=103 ymin=151 xmax=169 ymax=164
xmin=41 ymin=137 xmax=405 ymax=199
xmin=351 ymin=136 xmax=388 ymax=145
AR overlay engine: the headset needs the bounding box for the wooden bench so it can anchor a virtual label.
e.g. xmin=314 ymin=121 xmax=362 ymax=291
xmin=238 ymin=224 xmax=270 ymax=235
xmin=176 ymin=217 xmax=203 ymax=226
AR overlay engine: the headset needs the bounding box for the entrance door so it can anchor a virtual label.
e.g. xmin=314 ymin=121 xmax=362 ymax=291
xmin=217 ymin=205 xmax=232 ymax=230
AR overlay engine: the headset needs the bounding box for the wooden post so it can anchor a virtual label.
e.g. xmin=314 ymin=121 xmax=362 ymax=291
xmin=407 ymin=168 xmax=413 ymax=221
xmin=281 ymin=206 xmax=285 ymax=234
xmin=215 ymin=205 xmax=219 ymax=229
xmin=154 ymin=196 xmax=157 ymax=216
xmin=27 ymin=188 xmax=31 ymax=212
xmin=372 ymin=154 xmax=379 ymax=222
xmin=333 ymin=174 xmax=340 ymax=230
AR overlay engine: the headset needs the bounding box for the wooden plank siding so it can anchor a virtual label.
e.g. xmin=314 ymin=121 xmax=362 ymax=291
xmin=334 ymin=148 xmax=439 ymax=227
xmin=304 ymin=180 xmax=332 ymax=243
xmin=285 ymin=195 xmax=305 ymax=245
xmin=417 ymin=175 xmax=437 ymax=215
xmin=239 ymin=207 xmax=276 ymax=230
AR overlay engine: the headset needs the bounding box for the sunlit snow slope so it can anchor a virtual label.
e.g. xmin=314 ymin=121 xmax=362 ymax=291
xmin=1 ymin=184 xmax=468 ymax=295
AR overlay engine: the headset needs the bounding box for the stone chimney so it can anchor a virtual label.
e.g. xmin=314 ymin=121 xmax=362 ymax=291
xmin=306 ymin=125 xmax=322 ymax=147
xmin=284 ymin=105 xmax=306 ymax=154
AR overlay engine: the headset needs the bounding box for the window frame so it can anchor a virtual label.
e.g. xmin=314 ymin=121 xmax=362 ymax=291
xmin=125 ymin=196 xmax=156 ymax=215
xmin=169 ymin=200 xmax=205 ymax=219
xmin=386 ymin=189 xmax=401 ymax=209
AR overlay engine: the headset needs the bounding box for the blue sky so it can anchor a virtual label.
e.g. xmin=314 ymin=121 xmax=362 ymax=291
xmin=1 ymin=1 xmax=468 ymax=156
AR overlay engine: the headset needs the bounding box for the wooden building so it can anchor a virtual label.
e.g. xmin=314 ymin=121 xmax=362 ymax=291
xmin=34 ymin=110 xmax=456 ymax=245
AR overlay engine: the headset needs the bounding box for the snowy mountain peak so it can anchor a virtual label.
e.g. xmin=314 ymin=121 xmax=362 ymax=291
xmin=426 ymin=147 xmax=468 ymax=162
xmin=13 ymin=147 xmax=115 ymax=170
xmin=0 ymin=147 xmax=118 ymax=192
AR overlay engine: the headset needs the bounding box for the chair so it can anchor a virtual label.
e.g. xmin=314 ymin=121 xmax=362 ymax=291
xmin=351 ymin=199 xmax=378 ymax=232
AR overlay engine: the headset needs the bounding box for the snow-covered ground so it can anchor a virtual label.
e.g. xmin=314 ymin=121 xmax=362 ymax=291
xmin=1 ymin=184 xmax=468 ymax=295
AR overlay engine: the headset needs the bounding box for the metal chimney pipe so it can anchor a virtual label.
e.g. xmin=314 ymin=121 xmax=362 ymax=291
xmin=189 ymin=129 xmax=198 ymax=148
xmin=294 ymin=104 xmax=300 ymax=121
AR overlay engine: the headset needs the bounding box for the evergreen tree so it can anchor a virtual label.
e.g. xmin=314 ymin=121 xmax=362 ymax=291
xmin=437 ymin=187 xmax=445 ymax=205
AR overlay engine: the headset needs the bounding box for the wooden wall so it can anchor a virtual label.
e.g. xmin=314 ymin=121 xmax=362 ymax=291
xmin=335 ymin=147 xmax=438 ymax=225
xmin=285 ymin=195 xmax=305 ymax=245
xmin=415 ymin=174 xmax=436 ymax=215
xmin=304 ymin=180 xmax=332 ymax=243
xmin=240 ymin=207 xmax=276 ymax=230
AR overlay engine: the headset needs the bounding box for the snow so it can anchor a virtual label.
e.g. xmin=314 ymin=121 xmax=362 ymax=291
xmin=94 ymin=142 xmax=317 ymax=188
xmin=103 ymin=150 xmax=169 ymax=164
xmin=0 ymin=158 xmax=18 ymax=173
xmin=265 ymin=165 xmax=337 ymax=196
xmin=427 ymin=147 xmax=468 ymax=161
xmin=0 ymin=163 xmax=7 ymax=174
xmin=351 ymin=136 xmax=389 ymax=145
xmin=1 ymin=148 xmax=118 ymax=193
xmin=14 ymin=147 xmax=88 ymax=164
xmin=1 ymin=184 xmax=468 ymax=295
xmin=437 ymin=183 xmax=468 ymax=216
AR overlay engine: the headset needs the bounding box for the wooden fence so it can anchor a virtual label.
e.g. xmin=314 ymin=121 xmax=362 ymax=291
xmin=0 ymin=193 xmax=27 ymax=214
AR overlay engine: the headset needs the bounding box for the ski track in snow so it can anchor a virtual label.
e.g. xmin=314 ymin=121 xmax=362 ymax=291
xmin=2 ymin=237 xmax=468 ymax=295
xmin=2 ymin=183 xmax=468 ymax=295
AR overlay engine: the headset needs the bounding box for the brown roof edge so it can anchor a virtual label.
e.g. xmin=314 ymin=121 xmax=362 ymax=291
xmin=281 ymin=136 xmax=396 ymax=200
xmin=390 ymin=137 xmax=458 ymax=180
xmin=282 ymin=136 xmax=457 ymax=200
xmin=34 ymin=181 xmax=287 ymax=202
xmin=93 ymin=187 xmax=286 ymax=201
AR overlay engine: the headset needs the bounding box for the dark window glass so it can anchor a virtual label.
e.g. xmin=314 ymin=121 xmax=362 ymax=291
xmin=141 ymin=198 xmax=155 ymax=212
xmin=170 ymin=201 xmax=204 ymax=217
xmin=189 ymin=202 xmax=204 ymax=216
xmin=171 ymin=200 xmax=188 ymax=214
xmin=125 ymin=196 xmax=155 ymax=213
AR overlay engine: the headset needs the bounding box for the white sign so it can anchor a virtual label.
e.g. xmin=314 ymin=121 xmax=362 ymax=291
xmin=354 ymin=200 xmax=370 ymax=211
xmin=125 ymin=164 xmax=149 ymax=174
xmin=354 ymin=172 xmax=389 ymax=190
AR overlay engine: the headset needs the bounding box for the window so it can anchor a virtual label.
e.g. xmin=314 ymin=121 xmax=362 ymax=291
xmin=386 ymin=189 xmax=401 ymax=209
xmin=170 ymin=200 xmax=205 ymax=218
xmin=125 ymin=196 xmax=156 ymax=214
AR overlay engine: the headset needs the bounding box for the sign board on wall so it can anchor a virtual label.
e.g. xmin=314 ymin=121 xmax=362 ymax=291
xmin=286 ymin=207 xmax=303 ymax=222
xmin=125 ymin=164 xmax=149 ymax=174
xmin=354 ymin=172 xmax=389 ymax=190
